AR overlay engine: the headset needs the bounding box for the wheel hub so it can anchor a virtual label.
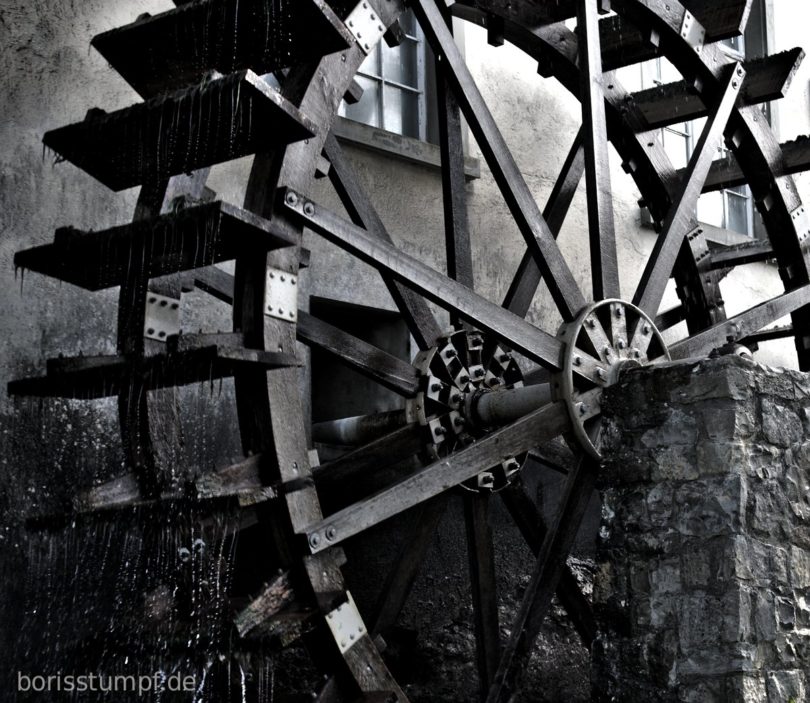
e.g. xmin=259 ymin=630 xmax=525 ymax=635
xmin=553 ymin=299 xmax=670 ymax=459
xmin=406 ymin=329 xmax=527 ymax=491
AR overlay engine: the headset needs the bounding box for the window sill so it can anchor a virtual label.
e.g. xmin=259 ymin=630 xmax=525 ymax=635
xmin=332 ymin=117 xmax=481 ymax=180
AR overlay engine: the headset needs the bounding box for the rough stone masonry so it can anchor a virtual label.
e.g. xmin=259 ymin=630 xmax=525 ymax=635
xmin=592 ymin=356 xmax=810 ymax=703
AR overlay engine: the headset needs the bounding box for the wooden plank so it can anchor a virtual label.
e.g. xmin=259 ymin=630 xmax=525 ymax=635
xmin=437 ymin=1 xmax=475 ymax=329
xmin=235 ymin=571 xmax=296 ymax=637
xmin=302 ymin=401 xmax=571 ymax=553
xmin=323 ymin=133 xmax=443 ymax=350
xmin=298 ymin=311 xmax=421 ymax=398
xmin=314 ymin=424 xmax=423 ymax=492
xmin=742 ymin=324 xmax=794 ymax=345
xmin=709 ymin=239 xmax=774 ymax=270
xmin=280 ymin=191 xmax=566 ymax=372
xmin=669 ymin=283 xmax=810 ymax=359
xmin=15 ymin=201 xmax=296 ymax=290
xmin=632 ymin=49 xmax=803 ymax=131
xmin=699 ymin=134 xmax=810 ymax=193
xmin=92 ymin=0 xmax=352 ymax=98
xmin=44 ymin=71 xmax=315 ymax=191
xmin=8 ymin=345 xmax=298 ymax=399
xmin=684 ymin=0 xmax=753 ymax=41
xmin=465 ymin=493 xmax=501 ymax=697
xmin=502 ymin=130 xmax=584 ymax=317
xmin=633 ymin=65 xmax=745 ymax=318
xmin=579 ymin=0 xmax=620 ymax=301
xmin=413 ymin=0 xmax=586 ymax=322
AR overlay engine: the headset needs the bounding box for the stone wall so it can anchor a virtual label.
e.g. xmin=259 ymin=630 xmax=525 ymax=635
xmin=593 ymin=356 xmax=810 ymax=702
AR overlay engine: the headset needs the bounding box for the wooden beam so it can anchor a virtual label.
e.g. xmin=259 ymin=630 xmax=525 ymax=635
xmin=280 ymin=190 xmax=566 ymax=372
xmin=670 ymin=283 xmax=810 ymax=359
xmin=44 ymin=71 xmax=316 ymax=191
xmin=91 ymin=0 xmax=352 ymax=99
xmin=709 ymin=239 xmax=774 ymax=270
xmin=632 ymin=49 xmax=804 ymax=132
xmin=302 ymin=401 xmax=571 ymax=554
xmin=699 ymin=134 xmax=810 ymax=193
xmin=298 ymin=311 xmax=421 ymax=398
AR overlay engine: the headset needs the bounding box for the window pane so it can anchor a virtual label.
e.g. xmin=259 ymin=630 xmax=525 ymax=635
xmin=340 ymin=76 xmax=381 ymax=129
xmin=383 ymin=86 xmax=419 ymax=138
xmin=383 ymin=39 xmax=417 ymax=87
xmin=726 ymin=188 xmax=751 ymax=235
xmin=698 ymin=192 xmax=724 ymax=229
xmin=357 ymin=45 xmax=381 ymax=78
xmin=662 ymin=129 xmax=689 ymax=169
xmin=398 ymin=9 xmax=417 ymax=36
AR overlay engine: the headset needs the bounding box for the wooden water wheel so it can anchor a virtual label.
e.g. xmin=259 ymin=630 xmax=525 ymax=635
xmin=11 ymin=0 xmax=810 ymax=700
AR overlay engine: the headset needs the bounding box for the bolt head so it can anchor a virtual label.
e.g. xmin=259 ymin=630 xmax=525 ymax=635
xmin=573 ymin=355 xmax=582 ymax=366
xmin=642 ymin=324 xmax=651 ymax=335
xmin=579 ymin=404 xmax=588 ymax=415
xmin=325 ymin=527 xmax=337 ymax=541
xmin=304 ymin=202 xmax=315 ymax=216
xmin=309 ymin=534 xmax=320 ymax=548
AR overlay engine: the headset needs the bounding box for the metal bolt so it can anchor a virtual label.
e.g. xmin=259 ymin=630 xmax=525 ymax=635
xmin=579 ymin=404 xmax=588 ymax=415
xmin=278 ymin=308 xmax=284 ymax=315
xmin=642 ymin=324 xmax=651 ymax=335
xmin=281 ymin=275 xmax=286 ymax=282
xmin=325 ymin=527 xmax=337 ymax=541
xmin=289 ymin=311 xmax=294 ymax=319
xmin=573 ymin=355 xmax=582 ymax=366
xmin=459 ymin=375 xmax=470 ymax=384
xmin=454 ymin=417 xmax=464 ymax=427
xmin=499 ymin=353 xmax=509 ymax=362
xmin=309 ymin=534 xmax=320 ymax=548
xmin=618 ymin=340 xmax=626 ymax=349
xmin=451 ymin=393 xmax=461 ymax=403
xmin=474 ymin=368 xmax=484 ymax=377
xmin=732 ymin=80 xmax=738 ymax=88
xmin=586 ymin=318 xmax=596 ymax=328
xmin=431 ymin=383 xmax=442 ymax=392
xmin=146 ymin=328 xmax=155 ymax=335
xmin=634 ymin=350 xmax=641 ymax=359
xmin=435 ymin=426 xmax=446 ymax=436
xmin=615 ymin=307 xmax=622 ymax=318
xmin=596 ymin=368 xmax=605 ymax=380
xmin=286 ymin=192 xmax=298 ymax=206
xmin=304 ymin=202 xmax=315 ymax=216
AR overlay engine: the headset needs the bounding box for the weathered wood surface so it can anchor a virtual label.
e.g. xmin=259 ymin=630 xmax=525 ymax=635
xmin=15 ymin=201 xmax=296 ymax=290
xmin=44 ymin=71 xmax=315 ymax=191
xmin=92 ymin=0 xmax=352 ymax=98
xmin=632 ymin=49 xmax=803 ymax=131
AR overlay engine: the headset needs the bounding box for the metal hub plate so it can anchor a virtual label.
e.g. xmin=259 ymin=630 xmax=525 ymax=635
xmin=553 ymin=299 xmax=669 ymax=459
xmin=406 ymin=329 xmax=525 ymax=492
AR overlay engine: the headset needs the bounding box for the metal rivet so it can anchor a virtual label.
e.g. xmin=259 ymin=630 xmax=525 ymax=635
xmin=579 ymin=404 xmax=588 ymax=415
xmin=573 ymin=356 xmax=582 ymax=366
xmin=431 ymin=383 xmax=442 ymax=392
xmin=596 ymin=368 xmax=605 ymax=380
xmin=309 ymin=534 xmax=320 ymax=548
xmin=325 ymin=527 xmax=337 ymax=541
xmin=642 ymin=324 xmax=651 ymax=335
xmin=289 ymin=311 xmax=294 ymax=319
xmin=147 ymin=328 xmax=155 ymax=335
xmin=304 ymin=203 xmax=315 ymax=216
xmin=286 ymin=192 xmax=298 ymax=206
xmin=618 ymin=340 xmax=626 ymax=349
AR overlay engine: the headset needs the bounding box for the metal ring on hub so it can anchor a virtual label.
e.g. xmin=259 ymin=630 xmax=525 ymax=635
xmin=553 ymin=300 xmax=670 ymax=459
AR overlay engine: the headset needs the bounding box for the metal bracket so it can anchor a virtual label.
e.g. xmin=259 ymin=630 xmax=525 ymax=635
xmin=144 ymin=292 xmax=181 ymax=342
xmin=264 ymin=267 xmax=298 ymax=322
xmin=345 ymin=1 xmax=387 ymax=54
xmin=325 ymin=592 xmax=367 ymax=654
xmin=680 ymin=10 xmax=706 ymax=52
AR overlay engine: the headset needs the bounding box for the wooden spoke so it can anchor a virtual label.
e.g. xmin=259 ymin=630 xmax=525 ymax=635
xmin=465 ymin=493 xmax=501 ymax=697
xmin=298 ymin=311 xmax=421 ymax=398
xmin=633 ymin=63 xmax=746 ymax=318
xmin=371 ymin=495 xmax=450 ymax=635
xmin=323 ymin=133 xmax=443 ymax=349
xmin=500 ymin=478 xmax=596 ymax=647
xmin=502 ymin=129 xmax=585 ymax=318
xmin=303 ymin=401 xmax=571 ymax=553
xmin=412 ymin=0 xmax=587 ymax=322
xmin=437 ymin=2 xmax=474 ymax=301
xmin=487 ymin=454 xmax=599 ymax=703
xmin=669 ymin=283 xmax=810 ymax=360
xmin=280 ymin=192 xmax=566 ymax=372
xmin=314 ymin=424 xmax=424 ymax=491
xmin=578 ymin=0 xmax=619 ymax=301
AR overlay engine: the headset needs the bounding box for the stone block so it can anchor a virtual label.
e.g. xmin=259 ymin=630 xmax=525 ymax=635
xmin=724 ymin=675 xmax=768 ymax=703
xmin=761 ymin=398 xmax=803 ymax=447
xmin=675 ymin=475 xmax=746 ymax=537
xmin=766 ymin=670 xmax=806 ymax=703
xmin=696 ymin=440 xmax=748 ymax=478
